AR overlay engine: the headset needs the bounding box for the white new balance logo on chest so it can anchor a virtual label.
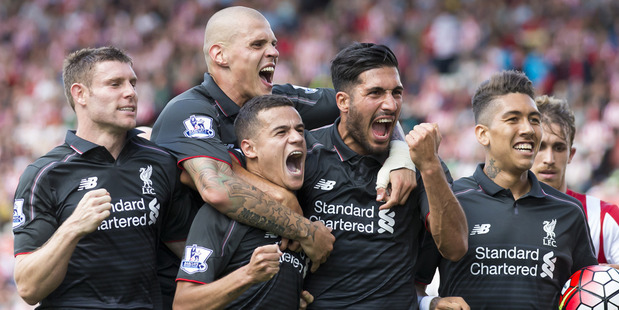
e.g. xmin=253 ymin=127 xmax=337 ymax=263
xmin=78 ymin=177 xmax=98 ymax=191
xmin=470 ymin=224 xmax=491 ymax=235
xmin=314 ymin=179 xmax=336 ymax=190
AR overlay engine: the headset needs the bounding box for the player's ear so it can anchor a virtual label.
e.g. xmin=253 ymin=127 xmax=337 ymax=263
xmin=209 ymin=44 xmax=227 ymax=67
xmin=240 ymin=139 xmax=257 ymax=159
xmin=336 ymin=91 xmax=350 ymax=113
xmin=475 ymin=123 xmax=490 ymax=147
xmin=70 ymin=83 xmax=87 ymax=107
xmin=568 ymin=146 xmax=577 ymax=164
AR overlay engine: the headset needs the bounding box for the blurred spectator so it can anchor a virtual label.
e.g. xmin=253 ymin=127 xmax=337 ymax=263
xmin=2 ymin=0 xmax=618 ymax=308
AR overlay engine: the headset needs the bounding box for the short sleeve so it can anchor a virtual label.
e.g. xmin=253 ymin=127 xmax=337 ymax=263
xmin=151 ymin=97 xmax=231 ymax=166
xmin=13 ymin=165 xmax=59 ymax=255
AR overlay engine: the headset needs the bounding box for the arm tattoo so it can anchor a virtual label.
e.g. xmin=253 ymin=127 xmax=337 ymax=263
xmin=184 ymin=158 xmax=308 ymax=239
xmin=485 ymin=158 xmax=501 ymax=179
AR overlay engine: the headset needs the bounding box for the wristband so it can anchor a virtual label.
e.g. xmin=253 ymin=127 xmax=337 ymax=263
xmin=419 ymin=295 xmax=438 ymax=310
xmin=376 ymin=140 xmax=415 ymax=190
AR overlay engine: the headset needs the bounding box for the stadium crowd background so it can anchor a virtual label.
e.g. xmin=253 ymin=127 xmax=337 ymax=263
xmin=1 ymin=0 xmax=618 ymax=308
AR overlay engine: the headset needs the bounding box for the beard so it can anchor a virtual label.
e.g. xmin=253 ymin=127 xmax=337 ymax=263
xmin=345 ymin=104 xmax=390 ymax=155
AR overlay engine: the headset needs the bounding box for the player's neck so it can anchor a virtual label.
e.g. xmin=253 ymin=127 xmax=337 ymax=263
xmin=75 ymin=126 xmax=127 ymax=159
xmin=483 ymin=162 xmax=531 ymax=200
xmin=211 ymin=72 xmax=249 ymax=107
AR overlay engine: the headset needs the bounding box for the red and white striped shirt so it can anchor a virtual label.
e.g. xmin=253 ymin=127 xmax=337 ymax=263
xmin=567 ymin=189 xmax=619 ymax=264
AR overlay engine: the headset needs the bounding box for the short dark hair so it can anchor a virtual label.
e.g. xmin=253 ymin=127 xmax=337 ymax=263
xmin=330 ymin=42 xmax=399 ymax=93
xmin=535 ymin=95 xmax=576 ymax=147
xmin=471 ymin=70 xmax=535 ymax=124
xmin=62 ymin=46 xmax=133 ymax=110
xmin=235 ymin=95 xmax=295 ymax=142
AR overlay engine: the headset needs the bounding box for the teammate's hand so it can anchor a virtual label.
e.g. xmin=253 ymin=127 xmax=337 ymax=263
xmin=602 ymin=263 xmax=619 ymax=270
xmin=432 ymin=296 xmax=470 ymax=310
xmin=299 ymin=290 xmax=314 ymax=310
xmin=65 ymin=188 xmax=112 ymax=236
xmin=378 ymin=168 xmax=417 ymax=210
xmin=299 ymin=221 xmax=334 ymax=272
xmin=246 ymin=244 xmax=282 ymax=283
xmin=406 ymin=123 xmax=442 ymax=172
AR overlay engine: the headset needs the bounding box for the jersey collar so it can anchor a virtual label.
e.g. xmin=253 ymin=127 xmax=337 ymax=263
xmin=65 ymin=130 xmax=100 ymax=154
xmin=473 ymin=163 xmax=545 ymax=198
xmin=202 ymin=73 xmax=240 ymax=118
xmin=65 ymin=129 xmax=142 ymax=155
xmin=328 ymin=118 xmax=388 ymax=163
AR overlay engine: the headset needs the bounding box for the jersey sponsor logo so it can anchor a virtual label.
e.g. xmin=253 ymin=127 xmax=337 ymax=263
xmin=540 ymin=251 xmax=556 ymax=278
xmin=314 ymin=179 xmax=336 ymax=190
xmin=310 ymin=200 xmax=397 ymax=234
xmin=280 ymin=251 xmax=309 ymax=276
xmin=78 ymin=176 xmax=98 ymax=191
xmin=472 ymin=246 xmax=540 ymax=276
xmin=139 ymin=165 xmax=155 ymax=195
xmin=12 ymin=199 xmax=25 ymax=229
xmin=97 ymin=198 xmax=158 ymax=230
xmin=470 ymin=246 xmax=556 ymax=280
xmin=291 ymin=85 xmax=318 ymax=94
xmin=180 ymin=244 xmax=213 ymax=274
xmin=377 ymin=209 xmax=395 ymax=234
xmin=183 ymin=115 xmax=215 ymax=139
xmin=147 ymin=198 xmax=160 ymax=225
xmin=542 ymin=219 xmax=557 ymax=247
xmin=470 ymin=224 xmax=491 ymax=235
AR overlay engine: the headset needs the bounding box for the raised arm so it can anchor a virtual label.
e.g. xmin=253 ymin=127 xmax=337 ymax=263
xmin=182 ymin=157 xmax=333 ymax=271
xmin=14 ymin=189 xmax=111 ymax=305
xmin=406 ymin=123 xmax=468 ymax=261
xmin=173 ymin=244 xmax=281 ymax=310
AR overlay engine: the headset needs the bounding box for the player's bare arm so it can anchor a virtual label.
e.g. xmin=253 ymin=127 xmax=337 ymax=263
xmin=173 ymin=244 xmax=282 ymax=310
xmin=232 ymin=159 xmax=303 ymax=216
xmin=182 ymin=156 xmax=333 ymax=271
xmin=406 ymin=123 xmax=468 ymax=261
xmin=14 ymin=189 xmax=111 ymax=305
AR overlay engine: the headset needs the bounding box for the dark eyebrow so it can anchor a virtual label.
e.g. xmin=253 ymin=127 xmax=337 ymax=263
xmin=366 ymin=85 xmax=404 ymax=93
xmin=501 ymin=110 xmax=541 ymax=118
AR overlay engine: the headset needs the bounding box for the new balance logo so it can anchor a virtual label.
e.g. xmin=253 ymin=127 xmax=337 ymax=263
xmin=78 ymin=177 xmax=98 ymax=191
xmin=470 ymin=224 xmax=491 ymax=235
xmin=314 ymin=179 xmax=336 ymax=190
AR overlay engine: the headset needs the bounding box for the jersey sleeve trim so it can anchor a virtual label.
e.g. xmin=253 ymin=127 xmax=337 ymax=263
xmin=178 ymin=155 xmax=232 ymax=170
xmin=228 ymin=151 xmax=241 ymax=166
xmin=176 ymin=278 xmax=208 ymax=285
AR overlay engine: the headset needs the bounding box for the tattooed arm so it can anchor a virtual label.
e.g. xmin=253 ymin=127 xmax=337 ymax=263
xmin=182 ymin=157 xmax=333 ymax=271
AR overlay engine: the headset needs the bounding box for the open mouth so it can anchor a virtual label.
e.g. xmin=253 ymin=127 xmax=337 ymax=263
xmin=259 ymin=66 xmax=274 ymax=85
xmin=513 ymin=142 xmax=533 ymax=153
xmin=118 ymin=107 xmax=135 ymax=112
xmin=371 ymin=118 xmax=394 ymax=139
xmin=286 ymin=150 xmax=304 ymax=175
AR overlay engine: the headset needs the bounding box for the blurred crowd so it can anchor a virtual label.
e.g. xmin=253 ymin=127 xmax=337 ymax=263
xmin=1 ymin=0 xmax=618 ymax=308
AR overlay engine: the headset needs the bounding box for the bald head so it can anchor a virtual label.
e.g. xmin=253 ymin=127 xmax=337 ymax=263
xmin=203 ymin=6 xmax=269 ymax=69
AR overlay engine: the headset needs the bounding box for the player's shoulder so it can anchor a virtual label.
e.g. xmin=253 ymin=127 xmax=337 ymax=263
xmin=539 ymin=182 xmax=582 ymax=209
xmin=306 ymin=124 xmax=333 ymax=152
xmin=129 ymin=135 xmax=179 ymax=168
xmin=159 ymin=84 xmax=217 ymax=116
xmin=273 ymin=83 xmax=334 ymax=98
xmin=452 ymin=175 xmax=479 ymax=194
xmin=17 ymin=144 xmax=75 ymax=183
